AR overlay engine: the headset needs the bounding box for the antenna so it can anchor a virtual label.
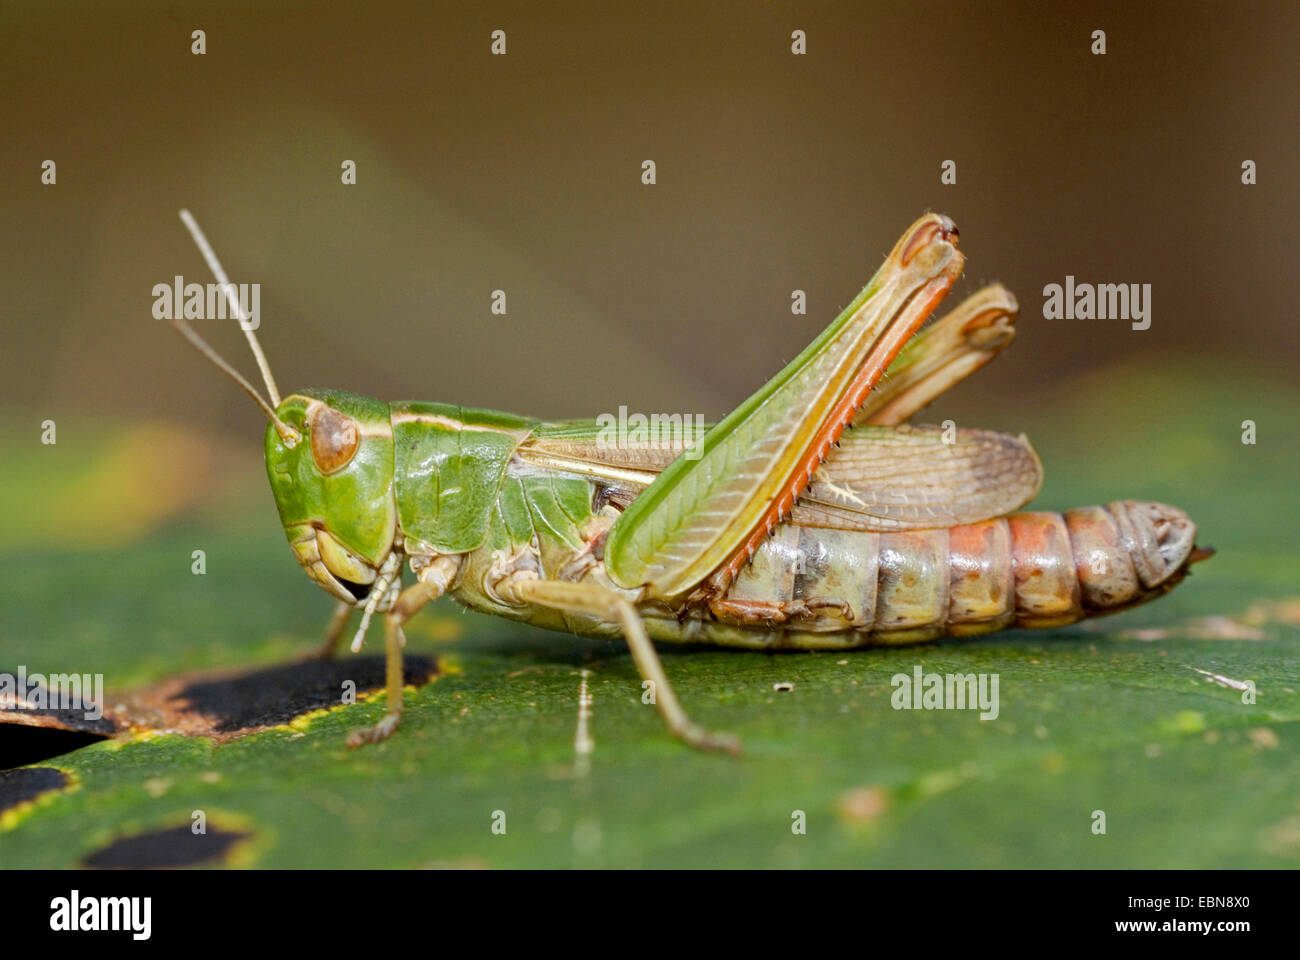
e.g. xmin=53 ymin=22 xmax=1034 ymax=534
xmin=178 ymin=209 xmax=282 ymax=405
xmin=172 ymin=210 xmax=299 ymax=445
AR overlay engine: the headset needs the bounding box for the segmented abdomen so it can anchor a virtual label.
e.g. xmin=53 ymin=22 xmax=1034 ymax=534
xmin=679 ymin=500 xmax=1198 ymax=649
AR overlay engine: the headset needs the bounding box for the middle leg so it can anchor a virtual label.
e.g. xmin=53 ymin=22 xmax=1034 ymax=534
xmin=498 ymin=575 xmax=741 ymax=755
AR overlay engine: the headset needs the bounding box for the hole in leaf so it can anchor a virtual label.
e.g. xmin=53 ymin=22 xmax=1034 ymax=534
xmin=0 ymin=725 xmax=108 ymax=771
xmin=0 ymin=674 xmax=117 ymax=769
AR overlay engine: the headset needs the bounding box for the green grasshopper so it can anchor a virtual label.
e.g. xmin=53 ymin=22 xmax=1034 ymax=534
xmin=169 ymin=211 xmax=1208 ymax=752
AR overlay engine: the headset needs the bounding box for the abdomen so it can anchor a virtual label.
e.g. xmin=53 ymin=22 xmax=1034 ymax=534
xmin=641 ymin=500 xmax=1200 ymax=649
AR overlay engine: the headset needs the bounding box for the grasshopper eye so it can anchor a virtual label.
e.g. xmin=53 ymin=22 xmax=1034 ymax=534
xmin=310 ymin=405 xmax=360 ymax=474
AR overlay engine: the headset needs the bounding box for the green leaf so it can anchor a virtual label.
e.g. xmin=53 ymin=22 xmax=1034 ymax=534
xmin=2 ymin=361 xmax=1297 ymax=868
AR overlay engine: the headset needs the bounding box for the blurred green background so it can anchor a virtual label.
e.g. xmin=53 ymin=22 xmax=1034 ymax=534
xmin=1 ymin=1 xmax=1297 ymax=867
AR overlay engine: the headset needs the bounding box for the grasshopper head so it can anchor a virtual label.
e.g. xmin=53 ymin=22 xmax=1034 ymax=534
xmin=166 ymin=212 xmax=399 ymax=606
xmin=265 ymin=390 xmax=398 ymax=604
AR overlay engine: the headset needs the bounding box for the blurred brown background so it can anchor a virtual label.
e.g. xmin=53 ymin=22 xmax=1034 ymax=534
xmin=3 ymin=0 xmax=1296 ymax=441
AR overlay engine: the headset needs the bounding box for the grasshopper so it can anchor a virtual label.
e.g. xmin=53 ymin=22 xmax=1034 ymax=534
xmin=169 ymin=211 xmax=1209 ymax=752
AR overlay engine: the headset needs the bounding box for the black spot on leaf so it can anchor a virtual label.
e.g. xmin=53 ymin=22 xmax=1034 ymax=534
xmin=0 ymin=767 xmax=68 ymax=813
xmin=168 ymin=655 xmax=437 ymax=733
xmin=83 ymin=824 xmax=249 ymax=869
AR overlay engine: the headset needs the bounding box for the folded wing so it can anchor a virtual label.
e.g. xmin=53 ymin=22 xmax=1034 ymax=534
xmin=515 ymin=420 xmax=1042 ymax=534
